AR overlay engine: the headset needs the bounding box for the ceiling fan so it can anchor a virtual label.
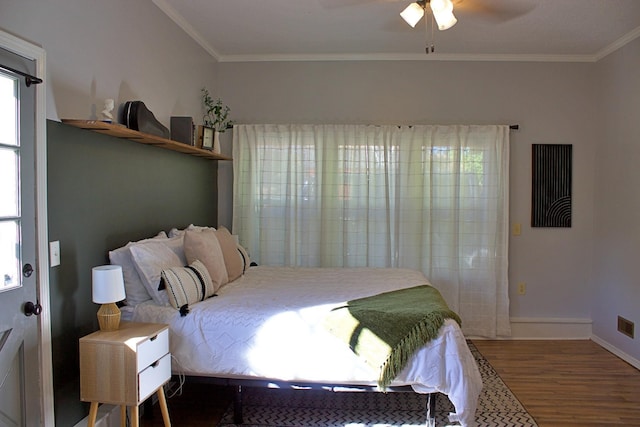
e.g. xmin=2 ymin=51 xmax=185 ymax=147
xmin=400 ymin=0 xmax=457 ymax=31
xmin=318 ymin=0 xmax=536 ymax=53
xmin=319 ymin=0 xmax=535 ymax=22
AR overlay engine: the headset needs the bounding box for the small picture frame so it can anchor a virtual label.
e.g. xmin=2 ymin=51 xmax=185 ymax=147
xmin=196 ymin=125 xmax=214 ymax=150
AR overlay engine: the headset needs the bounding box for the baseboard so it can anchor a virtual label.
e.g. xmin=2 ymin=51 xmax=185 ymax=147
xmin=470 ymin=318 xmax=639 ymax=368
xmin=591 ymin=334 xmax=640 ymax=370
xmin=73 ymin=404 xmax=120 ymax=427
xmin=503 ymin=317 xmax=593 ymax=339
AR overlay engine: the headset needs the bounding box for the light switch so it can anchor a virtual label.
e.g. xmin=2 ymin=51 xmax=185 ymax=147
xmin=49 ymin=241 xmax=60 ymax=267
xmin=512 ymin=223 xmax=521 ymax=236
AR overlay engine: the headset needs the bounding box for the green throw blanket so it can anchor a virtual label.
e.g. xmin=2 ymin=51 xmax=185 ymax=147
xmin=323 ymin=285 xmax=461 ymax=389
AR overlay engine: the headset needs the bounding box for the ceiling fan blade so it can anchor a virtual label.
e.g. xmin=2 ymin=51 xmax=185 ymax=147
xmin=454 ymin=0 xmax=536 ymax=23
xmin=318 ymin=0 xmax=403 ymax=9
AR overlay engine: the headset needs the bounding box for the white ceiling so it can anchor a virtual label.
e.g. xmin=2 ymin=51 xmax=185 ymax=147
xmin=153 ymin=0 xmax=640 ymax=62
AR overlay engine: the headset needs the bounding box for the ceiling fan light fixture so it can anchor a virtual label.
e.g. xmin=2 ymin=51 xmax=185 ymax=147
xmin=433 ymin=10 xmax=457 ymax=30
xmin=429 ymin=0 xmax=457 ymax=30
xmin=400 ymin=2 xmax=425 ymax=28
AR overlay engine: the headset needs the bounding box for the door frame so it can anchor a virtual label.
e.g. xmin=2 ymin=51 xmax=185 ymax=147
xmin=0 ymin=30 xmax=54 ymax=425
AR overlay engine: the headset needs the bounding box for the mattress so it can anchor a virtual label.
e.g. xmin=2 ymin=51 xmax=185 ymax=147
xmin=132 ymin=266 xmax=482 ymax=426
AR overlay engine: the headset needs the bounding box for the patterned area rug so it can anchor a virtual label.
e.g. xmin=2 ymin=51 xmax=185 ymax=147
xmin=218 ymin=342 xmax=538 ymax=427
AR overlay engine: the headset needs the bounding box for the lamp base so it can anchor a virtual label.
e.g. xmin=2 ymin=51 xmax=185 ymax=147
xmin=97 ymin=302 xmax=121 ymax=331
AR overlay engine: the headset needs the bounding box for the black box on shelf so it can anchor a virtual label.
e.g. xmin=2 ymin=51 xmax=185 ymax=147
xmin=170 ymin=116 xmax=194 ymax=145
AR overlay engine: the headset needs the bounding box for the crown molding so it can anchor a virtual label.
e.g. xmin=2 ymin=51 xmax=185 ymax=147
xmin=595 ymin=25 xmax=640 ymax=61
xmin=216 ymin=52 xmax=597 ymax=63
xmin=152 ymin=0 xmax=221 ymax=61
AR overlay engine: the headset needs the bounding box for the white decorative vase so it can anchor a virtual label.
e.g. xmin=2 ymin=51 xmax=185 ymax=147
xmin=213 ymin=130 xmax=221 ymax=153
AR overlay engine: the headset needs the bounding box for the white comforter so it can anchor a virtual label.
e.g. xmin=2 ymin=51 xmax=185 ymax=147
xmin=132 ymin=266 xmax=482 ymax=426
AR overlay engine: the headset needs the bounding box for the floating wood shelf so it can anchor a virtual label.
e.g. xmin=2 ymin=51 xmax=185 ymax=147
xmin=61 ymin=119 xmax=232 ymax=161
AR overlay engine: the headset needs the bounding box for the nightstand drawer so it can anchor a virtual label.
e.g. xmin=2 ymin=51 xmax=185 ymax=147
xmin=138 ymin=353 xmax=171 ymax=402
xmin=137 ymin=328 xmax=169 ymax=372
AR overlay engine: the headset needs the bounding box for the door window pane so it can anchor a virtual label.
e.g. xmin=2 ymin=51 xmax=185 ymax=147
xmin=0 ymin=72 xmax=21 ymax=291
xmin=0 ymin=148 xmax=19 ymax=217
xmin=0 ymin=220 xmax=19 ymax=291
xmin=0 ymin=75 xmax=17 ymax=147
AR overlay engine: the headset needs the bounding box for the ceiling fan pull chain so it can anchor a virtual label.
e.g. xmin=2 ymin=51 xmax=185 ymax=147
xmin=425 ymin=9 xmax=435 ymax=54
xmin=431 ymin=11 xmax=436 ymax=52
xmin=425 ymin=9 xmax=431 ymax=54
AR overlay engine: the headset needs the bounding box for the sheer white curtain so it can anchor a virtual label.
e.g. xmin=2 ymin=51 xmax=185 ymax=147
xmin=233 ymin=124 xmax=510 ymax=337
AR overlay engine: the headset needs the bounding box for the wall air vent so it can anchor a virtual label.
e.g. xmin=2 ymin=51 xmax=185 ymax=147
xmin=617 ymin=316 xmax=635 ymax=339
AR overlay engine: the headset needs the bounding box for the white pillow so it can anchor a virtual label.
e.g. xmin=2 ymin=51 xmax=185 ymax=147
xmin=168 ymin=224 xmax=216 ymax=238
xmin=163 ymin=235 xmax=187 ymax=265
xmin=108 ymin=231 xmax=167 ymax=306
xmin=130 ymin=241 xmax=183 ymax=305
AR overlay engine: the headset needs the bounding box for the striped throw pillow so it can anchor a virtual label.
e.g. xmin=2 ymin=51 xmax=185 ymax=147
xmin=160 ymin=260 xmax=214 ymax=315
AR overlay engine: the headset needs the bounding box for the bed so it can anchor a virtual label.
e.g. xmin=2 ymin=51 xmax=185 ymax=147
xmin=112 ymin=227 xmax=482 ymax=427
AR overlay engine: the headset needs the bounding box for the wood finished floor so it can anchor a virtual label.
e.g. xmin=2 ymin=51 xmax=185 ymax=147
xmin=140 ymin=340 xmax=640 ymax=426
xmin=473 ymin=340 xmax=640 ymax=426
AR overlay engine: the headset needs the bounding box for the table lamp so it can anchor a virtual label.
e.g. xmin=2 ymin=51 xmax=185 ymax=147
xmin=92 ymin=265 xmax=126 ymax=331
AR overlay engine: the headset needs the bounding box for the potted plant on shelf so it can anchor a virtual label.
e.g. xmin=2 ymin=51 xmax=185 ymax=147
xmin=202 ymin=88 xmax=234 ymax=129
xmin=201 ymin=88 xmax=233 ymax=152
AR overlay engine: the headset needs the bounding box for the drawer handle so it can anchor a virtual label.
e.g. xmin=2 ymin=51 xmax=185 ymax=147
xmin=151 ymin=360 xmax=160 ymax=368
xmin=149 ymin=334 xmax=158 ymax=341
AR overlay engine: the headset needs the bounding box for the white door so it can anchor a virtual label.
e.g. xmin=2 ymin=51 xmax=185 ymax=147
xmin=0 ymin=47 xmax=42 ymax=426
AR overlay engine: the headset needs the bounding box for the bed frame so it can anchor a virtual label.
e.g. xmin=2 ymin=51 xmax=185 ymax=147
xmin=184 ymin=375 xmax=438 ymax=426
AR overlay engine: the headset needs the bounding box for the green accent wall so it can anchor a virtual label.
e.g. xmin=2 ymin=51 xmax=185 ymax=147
xmin=47 ymin=120 xmax=219 ymax=425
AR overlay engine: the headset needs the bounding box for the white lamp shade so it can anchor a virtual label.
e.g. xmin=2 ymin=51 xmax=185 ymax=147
xmin=92 ymin=265 xmax=126 ymax=304
xmin=400 ymin=2 xmax=425 ymax=28
xmin=433 ymin=10 xmax=457 ymax=30
xmin=430 ymin=0 xmax=453 ymax=14
xmin=430 ymin=0 xmax=457 ymax=30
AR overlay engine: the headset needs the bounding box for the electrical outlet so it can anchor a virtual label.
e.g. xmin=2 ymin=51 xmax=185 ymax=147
xmin=517 ymin=282 xmax=526 ymax=295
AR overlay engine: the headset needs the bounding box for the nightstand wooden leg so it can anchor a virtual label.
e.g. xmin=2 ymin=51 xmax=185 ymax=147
xmin=130 ymin=405 xmax=139 ymax=427
xmin=87 ymin=402 xmax=99 ymax=427
xmin=157 ymin=386 xmax=172 ymax=426
xmin=120 ymin=405 xmax=127 ymax=426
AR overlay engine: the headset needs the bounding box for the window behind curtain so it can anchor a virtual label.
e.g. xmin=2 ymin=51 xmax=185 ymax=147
xmin=233 ymin=124 xmax=510 ymax=337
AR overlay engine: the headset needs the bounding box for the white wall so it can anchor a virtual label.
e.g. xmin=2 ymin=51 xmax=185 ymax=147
xmin=0 ymin=0 xmax=219 ymax=125
xmin=218 ymin=60 xmax=599 ymax=323
xmin=593 ymin=36 xmax=640 ymax=360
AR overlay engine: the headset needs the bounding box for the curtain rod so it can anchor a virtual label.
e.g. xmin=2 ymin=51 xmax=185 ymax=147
xmin=0 ymin=64 xmax=43 ymax=87
xmin=397 ymin=124 xmax=520 ymax=130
